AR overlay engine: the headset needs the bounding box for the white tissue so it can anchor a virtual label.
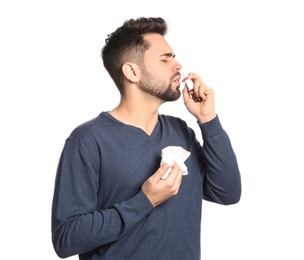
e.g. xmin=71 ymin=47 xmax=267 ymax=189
xmin=160 ymin=146 xmax=191 ymax=180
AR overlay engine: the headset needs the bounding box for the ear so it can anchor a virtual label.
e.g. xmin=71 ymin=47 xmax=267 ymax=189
xmin=122 ymin=63 xmax=140 ymax=83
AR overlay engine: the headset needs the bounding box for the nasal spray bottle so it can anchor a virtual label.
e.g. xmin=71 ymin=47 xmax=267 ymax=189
xmin=182 ymin=72 xmax=202 ymax=103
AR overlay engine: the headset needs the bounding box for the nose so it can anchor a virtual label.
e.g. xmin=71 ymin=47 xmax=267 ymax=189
xmin=173 ymin=59 xmax=182 ymax=72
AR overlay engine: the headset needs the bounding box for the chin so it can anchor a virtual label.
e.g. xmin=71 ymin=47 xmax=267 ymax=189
xmin=166 ymin=93 xmax=181 ymax=102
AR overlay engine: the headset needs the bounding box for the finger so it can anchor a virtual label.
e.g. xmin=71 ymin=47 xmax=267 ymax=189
xmin=182 ymin=84 xmax=191 ymax=102
xmin=165 ymin=162 xmax=182 ymax=182
xmin=182 ymin=72 xmax=195 ymax=81
xmin=204 ymin=87 xmax=214 ymax=96
xmin=198 ymin=85 xmax=207 ymax=101
xmin=165 ymin=163 xmax=183 ymax=192
xmin=199 ymin=86 xmax=214 ymax=101
xmin=152 ymin=163 xmax=170 ymax=181
xmin=186 ymin=72 xmax=199 ymax=80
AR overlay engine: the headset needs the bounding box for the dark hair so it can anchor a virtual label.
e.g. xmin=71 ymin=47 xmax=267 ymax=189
xmin=101 ymin=17 xmax=168 ymax=93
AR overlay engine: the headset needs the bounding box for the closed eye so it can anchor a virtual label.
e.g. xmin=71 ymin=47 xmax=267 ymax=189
xmin=160 ymin=53 xmax=176 ymax=59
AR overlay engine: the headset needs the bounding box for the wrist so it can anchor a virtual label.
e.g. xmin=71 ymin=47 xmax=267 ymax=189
xmin=197 ymin=113 xmax=216 ymax=124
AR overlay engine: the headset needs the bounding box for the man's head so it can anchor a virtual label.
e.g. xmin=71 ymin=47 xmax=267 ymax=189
xmin=101 ymin=17 xmax=168 ymax=93
xmin=101 ymin=17 xmax=182 ymax=101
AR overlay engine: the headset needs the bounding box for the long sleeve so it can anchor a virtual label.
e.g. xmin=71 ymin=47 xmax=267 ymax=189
xmin=51 ymin=139 xmax=154 ymax=258
xmin=198 ymin=116 xmax=242 ymax=204
xmin=51 ymin=113 xmax=241 ymax=259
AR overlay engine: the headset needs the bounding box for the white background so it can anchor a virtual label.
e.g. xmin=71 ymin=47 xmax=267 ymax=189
xmin=1 ymin=0 xmax=303 ymax=259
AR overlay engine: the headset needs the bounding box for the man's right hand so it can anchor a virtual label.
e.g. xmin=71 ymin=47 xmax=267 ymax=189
xmin=141 ymin=162 xmax=183 ymax=207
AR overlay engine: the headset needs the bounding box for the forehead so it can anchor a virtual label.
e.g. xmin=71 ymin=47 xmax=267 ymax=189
xmin=144 ymin=33 xmax=173 ymax=56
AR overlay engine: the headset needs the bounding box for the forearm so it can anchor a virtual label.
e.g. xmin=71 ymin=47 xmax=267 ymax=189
xmin=52 ymin=190 xmax=153 ymax=258
xmin=199 ymin=116 xmax=242 ymax=204
xmin=52 ymin=139 xmax=154 ymax=258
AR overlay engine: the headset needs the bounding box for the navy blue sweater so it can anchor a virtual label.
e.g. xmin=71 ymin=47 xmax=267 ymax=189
xmin=51 ymin=112 xmax=241 ymax=259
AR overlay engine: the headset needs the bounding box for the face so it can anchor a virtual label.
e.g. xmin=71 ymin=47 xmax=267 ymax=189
xmin=138 ymin=33 xmax=182 ymax=101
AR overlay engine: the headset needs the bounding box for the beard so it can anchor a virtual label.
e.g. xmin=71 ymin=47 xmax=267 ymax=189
xmin=138 ymin=67 xmax=181 ymax=101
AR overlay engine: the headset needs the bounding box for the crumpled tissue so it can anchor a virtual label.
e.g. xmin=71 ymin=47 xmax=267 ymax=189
xmin=160 ymin=146 xmax=191 ymax=180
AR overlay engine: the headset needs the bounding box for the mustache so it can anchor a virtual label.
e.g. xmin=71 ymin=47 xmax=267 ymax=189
xmin=170 ymin=71 xmax=181 ymax=82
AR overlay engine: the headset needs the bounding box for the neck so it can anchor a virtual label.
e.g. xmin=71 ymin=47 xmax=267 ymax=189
xmin=109 ymin=90 xmax=162 ymax=136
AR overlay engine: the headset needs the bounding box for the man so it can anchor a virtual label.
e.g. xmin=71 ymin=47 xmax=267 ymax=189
xmin=52 ymin=17 xmax=241 ymax=259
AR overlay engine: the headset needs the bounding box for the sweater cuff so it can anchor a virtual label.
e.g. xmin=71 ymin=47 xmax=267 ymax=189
xmin=198 ymin=115 xmax=224 ymax=139
xmin=128 ymin=190 xmax=154 ymax=218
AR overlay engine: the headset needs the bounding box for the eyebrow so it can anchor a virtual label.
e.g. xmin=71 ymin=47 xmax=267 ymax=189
xmin=159 ymin=52 xmax=176 ymax=58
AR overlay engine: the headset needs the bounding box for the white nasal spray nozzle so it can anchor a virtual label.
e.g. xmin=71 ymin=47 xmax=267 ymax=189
xmin=182 ymin=72 xmax=193 ymax=90
xmin=181 ymin=71 xmax=202 ymax=103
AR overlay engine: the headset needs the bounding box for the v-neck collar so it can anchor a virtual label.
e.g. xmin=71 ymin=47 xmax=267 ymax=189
xmin=101 ymin=112 xmax=160 ymax=139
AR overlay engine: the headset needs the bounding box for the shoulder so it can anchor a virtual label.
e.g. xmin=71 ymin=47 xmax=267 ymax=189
xmin=70 ymin=116 xmax=100 ymax=138
xmin=159 ymin=114 xmax=188 ymax=128
xmin=67 ymin=112 xmax=112 ymax=146
xmin=158 ymin=114 xmax=199 ymax=142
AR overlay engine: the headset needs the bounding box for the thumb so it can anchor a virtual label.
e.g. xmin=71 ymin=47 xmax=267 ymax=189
xmin=153 ymin=163 xmax=170 ymax=180
xmin=182 ymin=84 xmax=191 ymax=102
